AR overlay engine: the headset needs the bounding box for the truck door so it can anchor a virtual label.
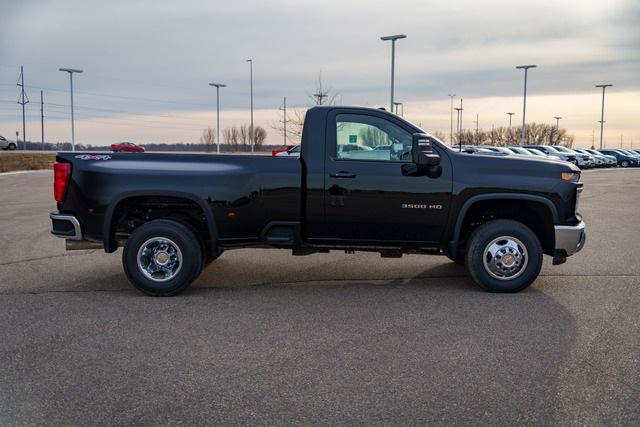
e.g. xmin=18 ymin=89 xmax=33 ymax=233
xmin=321 ymin=109 xmax=452 ymax=245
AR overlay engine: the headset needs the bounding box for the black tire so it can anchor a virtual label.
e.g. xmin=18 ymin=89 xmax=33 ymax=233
xmin=123 ymin=219 xmax=203 ymax=296
xmin=8 ymin=143 xmax=16 ymax=150
xmin=621 ymin=160 xmax=629 ymax=168
xmin=465 ymin=219 xmax=543 ymax=293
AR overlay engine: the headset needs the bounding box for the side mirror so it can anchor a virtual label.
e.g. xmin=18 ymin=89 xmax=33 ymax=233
xmin=412 ymin=133 xmax=441 ymax=167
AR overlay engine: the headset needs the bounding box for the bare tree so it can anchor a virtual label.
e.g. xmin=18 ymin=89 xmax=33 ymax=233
xmin=222 ymin=126 xmax=239 ymax=152
xmin=238 ymin=124 xmax=250 ymax=150
xmin=453 ymin=123 xmax=574 ymax=147
xmin=359 ymin=127 xmax=387 ymax=147
xmin=434 ymin=131 xmax=447 ymax=142
xmin=200 ymin=127 xmax=215 ymax=152
xmin=253 ymin=126 xmax=267 ymax=150
xmin=272 ymin=72 xmax=339 ymax=145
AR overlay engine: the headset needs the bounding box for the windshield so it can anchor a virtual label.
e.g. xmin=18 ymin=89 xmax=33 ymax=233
xmin=527 ymin=148 xmax=545 ymax=156
xmin=553 ymin=146 xmax=575 ymax=154
xmin=509 ymin=147 xmax=531 ymax=155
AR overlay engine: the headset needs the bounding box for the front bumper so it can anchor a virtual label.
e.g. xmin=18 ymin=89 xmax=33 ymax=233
xmin=554 ymin=221 xmax=586 ymax=256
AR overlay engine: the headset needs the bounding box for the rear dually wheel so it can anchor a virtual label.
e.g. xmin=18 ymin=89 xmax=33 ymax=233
xmin=123 ymin=219 xmax=203 ymax=296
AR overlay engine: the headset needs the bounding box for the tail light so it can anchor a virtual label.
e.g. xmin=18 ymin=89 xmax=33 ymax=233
xmin=54 ymin=162 xmax=71 ymax=202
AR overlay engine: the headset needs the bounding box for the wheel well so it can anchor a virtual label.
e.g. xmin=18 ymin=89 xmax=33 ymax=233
xmin=456 ymin=199 xmax=555 ymax=256
xmin=109 ymin=196 xmax=212 ymax=253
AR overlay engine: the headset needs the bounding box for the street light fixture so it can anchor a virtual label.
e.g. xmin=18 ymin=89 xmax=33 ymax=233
xmin=59 ymin=68 xmax=83 ymax=151
xmin=516 ymin=64 xmax=536 ymax=144
xmin=381 ymin=34 xmax=407 ymax=112
xmin=209 ymin=83 xmax=226 ymax=154
xmin=246 ymin=59 xmax=254 ymax=152
xmin=554 ymin=116 xmax=562 ymax=129
xmin=596 ymin=84 xmax=612 ymax=149
xmin=448 ymin=94 xmax=456 ymax=144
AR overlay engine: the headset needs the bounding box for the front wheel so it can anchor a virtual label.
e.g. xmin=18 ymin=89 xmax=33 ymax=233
xmin=621 ymin=160 xmax=629 ymax=168
xmin=465 ymin=219 xmax=543 ymax=293
xmin=8 ymin=143 xmax=16 ymax=150
xmin=123 ymin=219 xmax=203 ymax=296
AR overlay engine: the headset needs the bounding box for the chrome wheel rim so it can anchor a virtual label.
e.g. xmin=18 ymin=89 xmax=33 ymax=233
xmin=482 ymin=236 xmax=528 ymax=281
xmin=136 ymin=237 xmax=183 ymax=282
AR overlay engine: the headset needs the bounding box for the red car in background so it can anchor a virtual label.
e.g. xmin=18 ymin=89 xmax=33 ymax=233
xmin=271 ymin=145 xmax=294 ymax=156
xmin=111 ymin=142 xmax=145 ymax=153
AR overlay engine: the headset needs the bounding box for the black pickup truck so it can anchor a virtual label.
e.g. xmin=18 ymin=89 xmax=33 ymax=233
xmin=50 ymin=106 xmax=586 ymax=296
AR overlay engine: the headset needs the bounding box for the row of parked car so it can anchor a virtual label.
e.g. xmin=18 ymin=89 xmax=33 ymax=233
xmin=458 ymin=144 xmax=640 ymax=169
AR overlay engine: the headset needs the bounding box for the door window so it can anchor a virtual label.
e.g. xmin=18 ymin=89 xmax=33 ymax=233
xmin=335 ymin=114 xmax=412 ymax=162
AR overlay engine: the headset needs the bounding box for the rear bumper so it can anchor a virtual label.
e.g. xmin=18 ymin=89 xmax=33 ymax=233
xmin=50 ymin=211 xmax=83 ymax=240
xmin=554 ymin=221 xmax=586 ymax=256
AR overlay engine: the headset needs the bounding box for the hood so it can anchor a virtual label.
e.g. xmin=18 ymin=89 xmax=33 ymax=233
xmin=450 ymin=150 xmax=580 ymax=174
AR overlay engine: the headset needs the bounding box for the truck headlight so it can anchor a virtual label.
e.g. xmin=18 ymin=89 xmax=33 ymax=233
xmin=562 ymin=172 xmax=580 ymax=182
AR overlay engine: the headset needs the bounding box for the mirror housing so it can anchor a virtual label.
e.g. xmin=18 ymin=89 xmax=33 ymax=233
xmin=412 ymin=133 xmax=441 ymax=167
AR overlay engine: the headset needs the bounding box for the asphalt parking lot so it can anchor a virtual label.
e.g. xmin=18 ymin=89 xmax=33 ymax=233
xmin=1 ymin=169 xmax=639 ymax=425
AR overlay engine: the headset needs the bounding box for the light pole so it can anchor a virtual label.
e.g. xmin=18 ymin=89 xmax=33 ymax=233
xmin=554 ymin=116 xmax=562 ymax=130
xmin=596 ymin=84 xmax=612 ymax=149
xmin=381 ymin=34 xmax=407 ymax=112
xmin=393 ymin=102 xmax=404 ymax=116
xmin=454 ymin=106 xmax=463 ymax=152
xmin=209 ymin=83 xmax=226 ymax=154
xmin=516 ymin=64 xmax=536 ymax=144
xmin=507 ymin=112 xmax=515 ymax=144
xmin=448 ymin=94 xmax=456 ymax=143
xmin=59 ymin=68 xmax=83 ymax=151
xmin=553 ymin=116 xmax=562 ymax=144
xmin=246 ymin=59 xmax=254 ymax=152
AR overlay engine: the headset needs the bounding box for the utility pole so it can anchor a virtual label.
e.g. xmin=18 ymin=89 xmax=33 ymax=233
xmin=516 ymin=65 xmax=537 ymax=144
xmin=40 ymin=91 xmax=44 ymax=150
xmin=313 ymin=91 xmax=328 ymax=105
xmin=280 ymin=96 xmax=287 ymax=145
xmin=208 ymin=82 xmax=226 ymax=154
xmin=507 ymin=112 xmax=515 ymax=144
xmin=381 ymin=34 xmax=407 ymax=112
xmin=247 ymin=59 xmax=254 ymax=152
xmin=17 ymin=66 xmax=29 ymax=150
xmin=596 ymin=84 xmax=612 ymax=150
xmin=620 ymin=134 xmax=623 ymax=149
xmin=59 ymin=68 xmax=83 ymax=151
xmin=448 ymin=94 xmax=456 ymax=144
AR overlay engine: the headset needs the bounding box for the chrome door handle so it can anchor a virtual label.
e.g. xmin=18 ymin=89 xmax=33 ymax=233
xmin=330 ymin=171 xmax=356 ymax=178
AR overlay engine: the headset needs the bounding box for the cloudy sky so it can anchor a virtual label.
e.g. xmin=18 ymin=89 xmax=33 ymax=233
xmin=0 ymin=0 xmax=638 ymax=147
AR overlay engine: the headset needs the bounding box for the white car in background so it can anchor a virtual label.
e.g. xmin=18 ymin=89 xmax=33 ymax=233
xmin=0 ymin=135 xmax=17 ymax=150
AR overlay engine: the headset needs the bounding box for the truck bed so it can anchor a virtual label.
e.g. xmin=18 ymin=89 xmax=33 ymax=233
xmin=56 ymin=152 xmax=302 ymax=242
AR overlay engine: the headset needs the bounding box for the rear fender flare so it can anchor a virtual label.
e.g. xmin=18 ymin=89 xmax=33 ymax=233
xmin=103 ymin=190 xmax=217 ymax=253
